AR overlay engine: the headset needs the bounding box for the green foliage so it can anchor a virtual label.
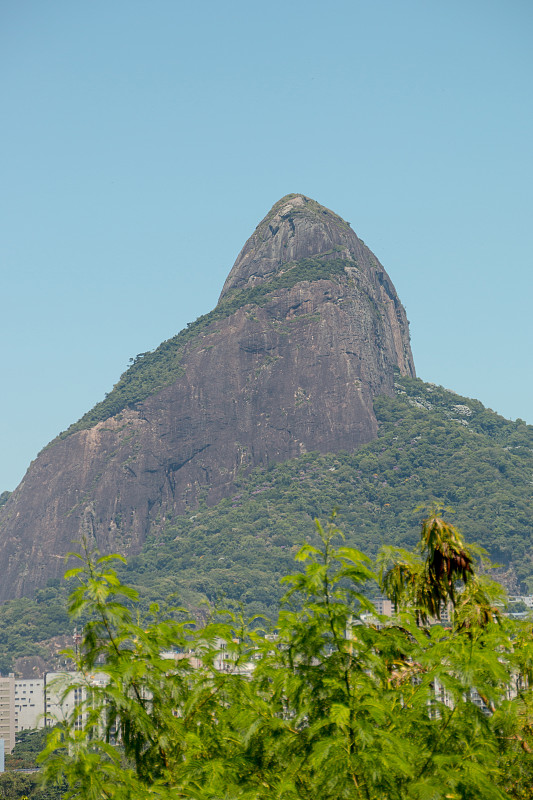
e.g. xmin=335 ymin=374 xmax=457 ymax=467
xmin=0 ymin=491 xmax=11 ymax=508
xmin=0 ymin=770 xmax=65 ymax=800
xmin=0 ymin=730 xmax=65 ymax=800
xmin=39 ymin=519 xmax=533 ymax=799
xmin=379 ymin=507 xmax=503 ymax=626
xmin=55 ymin=257 xmax=351 ymax=440
xmin=6 ymin=728 xmax=52 ymax=771
xmin=380 ymin=510 xmax=474 ymax=622
xmin=0 ymin=591 xmax=71 ymax=674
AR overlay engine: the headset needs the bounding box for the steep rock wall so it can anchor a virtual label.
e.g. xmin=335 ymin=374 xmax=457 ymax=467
xmin=0 ymin=195 xmax=415 ymax=600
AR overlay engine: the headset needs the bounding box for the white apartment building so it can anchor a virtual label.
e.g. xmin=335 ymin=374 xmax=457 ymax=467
xmin=0 ymin=670 xmax=107 ymax=753
xmin=44 ymin=671 xmax=109 ymax=729
xmin=15 ymin=679 xmax=45 ymax=732
xmin=0 ymin=676 xmax=46 ymax=752
xmin=374 ymin=597 xmax=394 ymax=617
xmin=0 ymin=675 xmax=15 ymax=754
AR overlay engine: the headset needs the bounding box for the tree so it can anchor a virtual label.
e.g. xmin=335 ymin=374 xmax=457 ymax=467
xmin=40 ymin=515 xmax=533 ymax=799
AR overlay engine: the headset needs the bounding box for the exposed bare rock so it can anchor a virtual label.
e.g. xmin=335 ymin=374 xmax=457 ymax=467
xmin=0 ymin=194 xmax=415 ymax=600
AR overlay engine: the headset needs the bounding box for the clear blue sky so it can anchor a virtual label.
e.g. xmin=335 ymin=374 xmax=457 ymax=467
xmin=1 ymin=0 xmax=532 ymax=491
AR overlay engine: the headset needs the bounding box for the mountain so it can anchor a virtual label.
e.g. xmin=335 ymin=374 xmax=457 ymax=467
xmin=2 ymin=372 xmax=533 ymax=675
xmin=120 ymin=374 xmax=533 ymax=615
xmin=0 ymin=194 xmax=415 ymax=601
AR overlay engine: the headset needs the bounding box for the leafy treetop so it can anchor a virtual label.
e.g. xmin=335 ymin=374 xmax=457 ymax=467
xmin=39 ymin=515 xmax=533 ymax=800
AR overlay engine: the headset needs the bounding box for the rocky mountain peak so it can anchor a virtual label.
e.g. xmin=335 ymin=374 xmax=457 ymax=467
xmin=0 ymin=196 xmax=415 ymax=601
xmin=219 ymin=194 xmax=362 ymax=299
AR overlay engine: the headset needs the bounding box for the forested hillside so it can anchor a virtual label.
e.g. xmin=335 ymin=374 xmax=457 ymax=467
xmin=1 ymin=374 xmax=531 ymax=673
xmin=121 ymin=374 xmax=533 ymax=615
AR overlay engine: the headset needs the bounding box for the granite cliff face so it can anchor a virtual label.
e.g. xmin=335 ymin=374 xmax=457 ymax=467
xmin=0 ymin=195 xmax=415 ymax=600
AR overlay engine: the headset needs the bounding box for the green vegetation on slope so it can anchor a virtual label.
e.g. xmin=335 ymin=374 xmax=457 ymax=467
xmin=122 ymin=375 xmax=533 ymax=617
xmin=57 ymin=256 xmax=352 ymax=440
xmin=0 ymin=586 xmax=71 ymax=675
xmin=2 ymin=375 xmax=532 ymax=673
